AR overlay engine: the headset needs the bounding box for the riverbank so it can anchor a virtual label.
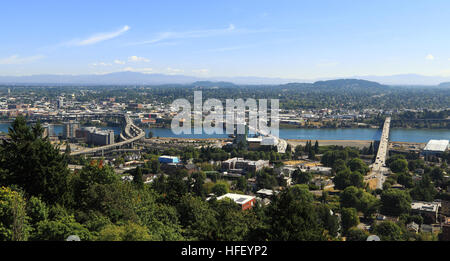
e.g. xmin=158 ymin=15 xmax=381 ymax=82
xmin=147 ymin=138 xmax=427 ymax=150
xmin=287 ymin=139 xmax=373 ymax=149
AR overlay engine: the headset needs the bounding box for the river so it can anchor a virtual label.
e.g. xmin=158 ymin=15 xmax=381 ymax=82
xmin=1 ymin=123 xmax=448 ymax=143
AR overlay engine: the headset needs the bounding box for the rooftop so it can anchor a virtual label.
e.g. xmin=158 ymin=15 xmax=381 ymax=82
xmin=159 ymin=156 xmax=179 ymax=159
xmin=256 ymin=189 xmax=274 ymax=196
xmin=411 ymin=201 xmax=441 ymax=212
xmin=261 ymin=136 xmax=279 ymax=146
xmin=423 ymin=140 xmax=449 ymax=152
xmin=216 ymin=193 xmax=255 ymax=205
xmin=247 ymin=137 xmax=263 ymax=143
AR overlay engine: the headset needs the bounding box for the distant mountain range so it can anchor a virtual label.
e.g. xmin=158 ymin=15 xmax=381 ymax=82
xmin=0 ymin=71 xmax=449 ymax=86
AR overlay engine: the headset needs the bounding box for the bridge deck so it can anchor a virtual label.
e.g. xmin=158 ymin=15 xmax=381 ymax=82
xmin=366 ymin=117 xmax=391 ymax=190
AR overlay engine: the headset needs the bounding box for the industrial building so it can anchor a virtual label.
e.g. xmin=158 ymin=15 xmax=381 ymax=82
xmin=75 ymin=127 xmax=115 ymax=146
xmin=422 ymin=140 xmax=449 ymax=156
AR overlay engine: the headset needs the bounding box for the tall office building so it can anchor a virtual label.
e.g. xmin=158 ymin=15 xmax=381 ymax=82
xmin=62 ymin=121 xmax=80 ymax=139
xmin=57 ymin=97 xmax=64 ymax=109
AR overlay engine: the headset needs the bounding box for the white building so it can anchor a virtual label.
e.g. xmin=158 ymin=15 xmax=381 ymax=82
xmin=423 ymin=140 xmax=449 ymax=155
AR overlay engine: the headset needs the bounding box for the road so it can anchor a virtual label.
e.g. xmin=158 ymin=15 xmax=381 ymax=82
xmin=366 ymin=117 xmax=391 ymax=189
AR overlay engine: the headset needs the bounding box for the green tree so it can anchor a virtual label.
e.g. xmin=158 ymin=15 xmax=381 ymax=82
xmin=265 ymin=185 xmax=325 ymax=241
xmin=32 ymin=211 xmax=91 ymax=241
xmin=410 ymin=175 xmax=436 ymax=201
xmin=316 ymin=204 xmax=339 ymax=238
xmin=115 ymin=157 xmax=125 ymax=167
xmin=292 ymin=169 xmax=312 ymax=184
xmin=0 ymin=187 xmax=32 ymax=241
xmin=314 ymin=140 xmax=319 ymax=154
xmin=71 ymin=164 xmax=119 ymax=210
xmin=176 ymin=195 xmax=218 ymax=240
xmin=256 ymin=170 xmax=278 ymax=190
xmin=430 ymin=167 xmax=444 ymax=182
xmin=0 ymin=117 xmax=69 ymax=204
xmin=368 ymin=142 xmax=374 ymax=155
xmin=236 ymin=176 xmax=248 ymax=192
xmin=371 ymin=221 xmax=404 ymax=241
xmin=380 ymin=189 xmax=412 ymax=216
xmin=340 ymin=186 xmax=380 ymax=218
xmin=341 ymin=207 xmax=359 ymax=234
xmin=347 ymin=158 xmax=369 ymax=175
xmin=333 ymin=169 xmax=364 ymax=190
xmin=308 ymin=150 xmax=316 ymax=160
xmin=211 ymin=198 xmax=262 ymax=241
xmin=390 ymin=159 xmax=409 ymax=173
xmin=26 ymin=196 xmax=49 ymax=226
xmin=212 ymin=181 xmax=229 ymax=196
xmin=64 ymin=142 xmax=71 ymax=163
xmin=132 ymin=166 xmax=144 ymax=189
xmin=346 ymin=227 xmax=369 ymax=241
xmin=190 ymin=172 xmax=207 ymax=198
xmin=294 ymin=145 xmax=303 ymax=158
xmin=396 ymin=172 xmax=414 ymax=188
xmin=97 ymin=221 xmax=152 ymax=241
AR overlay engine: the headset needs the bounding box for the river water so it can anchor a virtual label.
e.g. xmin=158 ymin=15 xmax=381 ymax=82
xmin=1 ymin=123 xmax=448 ymax=143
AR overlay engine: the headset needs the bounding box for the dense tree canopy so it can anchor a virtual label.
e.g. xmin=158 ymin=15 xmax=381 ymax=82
xmin=0 ymin=116 xmax=69 ymax=204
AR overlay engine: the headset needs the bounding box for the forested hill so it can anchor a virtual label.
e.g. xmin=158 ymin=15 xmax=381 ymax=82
xmin=313 ymin=79 xmax=386 ymax=90
xmin=191 ymin=81 xmax=237 ymax=87
xmin=438 ymin=82 xmax=450 ymax=88
xmin=278 ymin=79 xmax=386 ymax=91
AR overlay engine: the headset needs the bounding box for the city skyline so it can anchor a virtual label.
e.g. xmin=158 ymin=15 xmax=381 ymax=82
xmin=1 ymin=0 xmax=450 ymax=80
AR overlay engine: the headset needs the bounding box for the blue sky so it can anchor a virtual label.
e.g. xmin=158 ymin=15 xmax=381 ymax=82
xmin=1 ymin=0 xmax=450 ymax=79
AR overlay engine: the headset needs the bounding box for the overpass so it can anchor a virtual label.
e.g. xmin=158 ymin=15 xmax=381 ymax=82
xmin=366 ymin=117 xmax=391 ymax=189
xmin=70 ymin=114 xmax=145 ymax=156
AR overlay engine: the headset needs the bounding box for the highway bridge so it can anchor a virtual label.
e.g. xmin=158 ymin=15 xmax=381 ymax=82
xmin=366 ymin=117 xmax=391 ymax=189
xmin=70 ymin=114 xmax=145 ymax=156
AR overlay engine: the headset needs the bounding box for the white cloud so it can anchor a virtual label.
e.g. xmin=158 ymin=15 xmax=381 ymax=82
xmin=167 ymin=67 xmax=184 ymax=74
xmin=128 ymin=56 xmax=150 ymax=63
xmin=0 ymin=55 xmax=45 ymax=65
xmin=192 ymin=69 xmax=209 ymax=74
xmin=68 ymin=25 xmax=130 ymax=46
xmin=130 ymin=24 xmax=238 ymax=46
xmin=114 ymin=59 xmax=126 ymax=65
xmin=123 ymin=67 xmax=153 ymax=73
xmin=205 ymin=44 xmax=255 ymax=53
xmin=425 ymin=54 xmax=435 ymax=60
xmin=92 ymin=62 xmax=112 ymax=66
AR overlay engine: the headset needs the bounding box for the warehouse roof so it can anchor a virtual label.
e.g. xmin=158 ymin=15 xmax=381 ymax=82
xmin=261 ymin=136 xmax=279 ymax=146
xmin=423 ymin=140 xmax=449 ymax=152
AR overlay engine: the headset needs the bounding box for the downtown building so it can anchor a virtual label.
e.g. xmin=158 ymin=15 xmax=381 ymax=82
xmin=76 ymin=127 xmax=115 ymax=146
